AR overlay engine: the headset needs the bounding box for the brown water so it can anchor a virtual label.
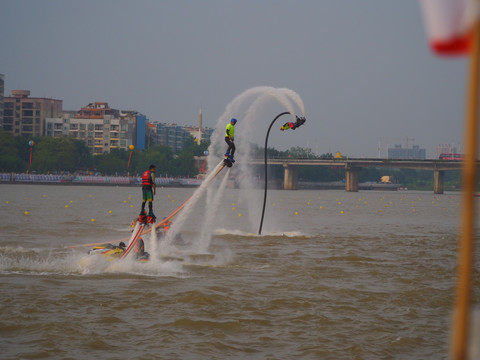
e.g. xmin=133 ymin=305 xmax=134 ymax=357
xmin=0 ymin=184 xmax=478 ymax=359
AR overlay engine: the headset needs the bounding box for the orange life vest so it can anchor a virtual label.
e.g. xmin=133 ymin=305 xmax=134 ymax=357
xmin=142 ymin=170 xmax=152 ymax=186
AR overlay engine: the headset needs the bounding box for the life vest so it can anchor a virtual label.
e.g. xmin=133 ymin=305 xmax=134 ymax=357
xmin=142 ymin=170 xmax=152 ymax=186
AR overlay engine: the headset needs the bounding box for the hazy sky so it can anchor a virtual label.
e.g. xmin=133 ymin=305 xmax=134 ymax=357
xmin=1 ymin=0 xmax=468 ymax=158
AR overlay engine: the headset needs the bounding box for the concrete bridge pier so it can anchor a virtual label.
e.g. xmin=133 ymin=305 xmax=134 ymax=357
xmin=283 ymin=164 xmax=298 ymax=190
xmin=346 ymin=164 xmax=359 ymax=192
xmin=434 ymin=170 xmax=445 ymax=194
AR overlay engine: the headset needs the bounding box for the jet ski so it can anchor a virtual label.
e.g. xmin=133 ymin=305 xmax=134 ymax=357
xmin=88 ymin=241 xmax=149 ymax=261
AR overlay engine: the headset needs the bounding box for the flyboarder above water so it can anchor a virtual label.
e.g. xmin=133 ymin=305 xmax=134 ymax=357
xmin=224 ymin=118 xmax=237 ymax=163
xmin=139 ymin=164 xmax=156 ymax=223
xmin=280 ymin=116 xmax=306 ymax=131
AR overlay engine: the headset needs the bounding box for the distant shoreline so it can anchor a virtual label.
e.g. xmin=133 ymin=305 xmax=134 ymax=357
xmin=0 ymin=173 xmax=405 ymax=190
xmin=0 ymin=173 xmax=202 ymax=187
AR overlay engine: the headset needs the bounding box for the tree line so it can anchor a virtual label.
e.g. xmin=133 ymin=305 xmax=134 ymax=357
xmin=0 ymin=130 xmax=461 ymax=189
xmin=0 ymin=129 xmax=207 ymax=177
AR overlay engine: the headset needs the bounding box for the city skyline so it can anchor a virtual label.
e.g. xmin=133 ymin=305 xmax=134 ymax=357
xmin=1 ymin=1 xmax=466 ymax=158
xmin=0 ymin=79 xmax=460 ymax=159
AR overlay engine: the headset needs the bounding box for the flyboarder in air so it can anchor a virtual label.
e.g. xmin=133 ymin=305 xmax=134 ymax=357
xmin=280 ymin=116 xmax=306 ymax=131
xmin=224 ymin=118 xmax=237 ymax=164
xmin=139 ymin=164 xmax=156 ymax=224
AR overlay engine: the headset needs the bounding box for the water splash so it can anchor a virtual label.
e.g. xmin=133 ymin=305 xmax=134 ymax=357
xmin=207 ymin=87 xmax=305 ymax=233
xmin=149 ymin=219 xmax=158 ymax=261
xmin=197 ymin=167 xmax=231 ymax=251
xmin=199 ymin=87 xmax=304 ymax=236
xmin=157 ymin=86 xmax=305 ymax=256
xmin=158 ymin=161 xmax=225 ymax=255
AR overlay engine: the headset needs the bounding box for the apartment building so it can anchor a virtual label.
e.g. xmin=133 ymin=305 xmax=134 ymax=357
xmin=3 ymin=90 xmax=63 ymax=137
xmin=45 ymin=102 xmax=141 ymax=154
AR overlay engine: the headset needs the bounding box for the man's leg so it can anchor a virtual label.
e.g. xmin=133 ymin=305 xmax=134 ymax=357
xmin=140 ymin=188 xmax=146 ymax=214
xmin=225 ymin=137 xmax=231 ymax=156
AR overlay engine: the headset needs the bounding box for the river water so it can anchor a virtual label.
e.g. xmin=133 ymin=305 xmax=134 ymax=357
xmin=0 ymin=184 xmax=478 ymax=359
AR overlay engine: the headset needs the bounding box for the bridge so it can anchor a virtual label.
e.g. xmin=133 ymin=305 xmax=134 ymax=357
xmin=194 ymin=157 xmax=464 ymax=194
xmin=250 ymin=158 xmax=463 ymax=194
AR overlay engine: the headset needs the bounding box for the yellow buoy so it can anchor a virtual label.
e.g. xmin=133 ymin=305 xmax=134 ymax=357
xmin=5 ymin=201 xmax=9 ymax=204
xmin=238 ymin=213 xmax=242 ymax=217
xmin=340 ymin=210 xmax=344 ymax=214
xmin=65 ymin=205 xmax=69 ymax=208
xmin=232 ymin=207 xmax=236 ymax=211
xmin=24 ymin=211 xmax=29 ymax=215
xmin=91 ymin=218 xmax=95 ymax=222
xmin=108 ymin=210 xmax=112 ymax=214
xmin=295 ymin=211 xmax=299 ymax=215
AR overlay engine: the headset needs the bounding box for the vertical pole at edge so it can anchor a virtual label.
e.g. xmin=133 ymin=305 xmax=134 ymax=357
xmin=451 ymin=16 xmax=480 ymax=360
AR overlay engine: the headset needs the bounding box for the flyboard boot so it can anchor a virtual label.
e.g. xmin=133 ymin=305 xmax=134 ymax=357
xmin=223 ymin=153 xmax=234 ymax=167
xmin=147 ymin=211 xmax=156 ymax=224
xmin=138 ymin=211 xmax=147 ymax=224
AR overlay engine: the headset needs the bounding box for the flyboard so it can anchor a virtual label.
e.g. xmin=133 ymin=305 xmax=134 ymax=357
xmin=69 ymin=158 xmax=231 ymax=254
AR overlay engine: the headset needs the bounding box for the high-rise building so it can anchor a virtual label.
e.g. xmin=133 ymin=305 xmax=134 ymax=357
xmin=388 ymin=144 xmax=426 ymax=159
xmin=3 ymin=90 xmax=62 ymax=137
xmin=0 ymin=74 xmax=4 ymax=128
xmin=153 ymin=123 xmax=195 ymax=152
